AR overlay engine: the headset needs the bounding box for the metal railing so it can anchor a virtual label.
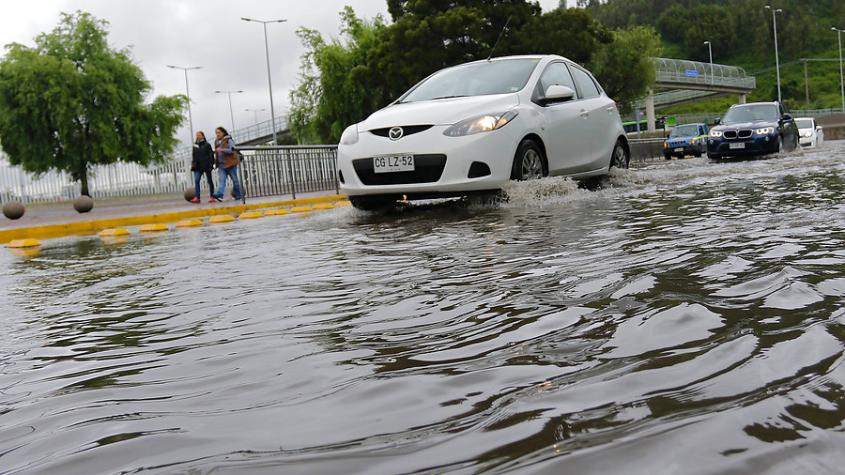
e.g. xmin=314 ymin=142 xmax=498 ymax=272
xmin=653 ymin=57 xmax=756 ymax=91
xmin=0 ymin=145 xmax=340 ymax=204
xmin=239 ymin=146 xmax=338 ymax=198
xmin=231 ymin=115 xmax=289 ymax=144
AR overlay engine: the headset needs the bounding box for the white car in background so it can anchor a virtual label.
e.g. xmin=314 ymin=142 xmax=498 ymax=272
xmin=796 ymin=117 xmax=824 ymax=148
xmin=336 ymin=55 xmax=629 ymax=210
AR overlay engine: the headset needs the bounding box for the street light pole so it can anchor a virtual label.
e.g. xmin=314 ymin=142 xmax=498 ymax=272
xmin=241 ymin=17 xmax=287 ymax=145
xmin=166 ymin=65 xmax=201 ymax=144
xmin=704 ymin=41 xmax=713 ymax=85
xmin=215 ymin=90 xmax=244 ymax=134
xmin=765 ymin=5 xmax=783 ymax=104
xmin=834 ymin=27 xmax=845 ymax=113
xmin=246 ymin=108 xmax=266 ymax=124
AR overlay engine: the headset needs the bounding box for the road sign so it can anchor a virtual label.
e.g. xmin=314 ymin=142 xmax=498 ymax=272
xmin=685 ymin=70 xmax=700 ymax=78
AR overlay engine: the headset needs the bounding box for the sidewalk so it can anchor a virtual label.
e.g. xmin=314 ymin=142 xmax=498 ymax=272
xmin=1 ymin=191 xmax=345 ymax=243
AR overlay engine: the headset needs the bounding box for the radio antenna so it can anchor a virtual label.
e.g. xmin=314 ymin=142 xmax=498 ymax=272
xmin=487 ymin=15 xmax=512 ymax=61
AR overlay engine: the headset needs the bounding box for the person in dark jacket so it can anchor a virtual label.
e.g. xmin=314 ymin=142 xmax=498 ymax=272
xmin=191 ymin=131 xmax=215 ymax=203
xmin=211 ymin=126 xmax=242 ymax=201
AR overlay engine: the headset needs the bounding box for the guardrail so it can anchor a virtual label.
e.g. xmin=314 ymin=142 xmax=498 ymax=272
xmin=0 ymin=145 xmax=339 ymax=204
xmin=239 ymin=146 xmax=338 ymax=199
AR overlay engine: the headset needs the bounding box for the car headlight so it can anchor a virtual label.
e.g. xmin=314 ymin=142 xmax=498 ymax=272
xmin=755 ymin=127 xmax=774 ymax=135
xmin=691 ymin=138 xmax=697 ymax=145
xmin=443 ymin=111 xmax=518 ymax=137
xmin=710 ymin=130 xmax=723 ymax=138
xmin=803 ymin=131 xmax=813 ymax=138
xmin=340 ymin=125 xmax=359 ymax=145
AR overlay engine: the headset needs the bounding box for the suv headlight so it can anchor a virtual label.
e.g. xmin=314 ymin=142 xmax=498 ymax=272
xmin=444 ymin=111 xmax=518 ymax=137
xmin=755 ymin=127 xmax=774 ymax=135
xmin=340 ymin=125 xmax=359 ymax=145
xmin=710 ymin=130 xmax=723 ymax=138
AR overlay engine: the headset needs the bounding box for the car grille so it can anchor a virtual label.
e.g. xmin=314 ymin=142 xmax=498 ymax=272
xmin=723 ymin=130 xmax=737 ymax=139
xmin=738 ymin=130 xmax=752 ymax=138
xmin=369 ymin=125 xmax=434 ymax=138
xmin=353 ymin=154 xmax=447 ymax=185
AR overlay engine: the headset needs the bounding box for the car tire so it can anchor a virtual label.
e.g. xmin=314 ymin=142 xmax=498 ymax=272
xmin=707 ymin=152 xmax=721 ymax=160
xmin=773 ymin=135 xmax=782 ymax=154
xmin=511 ymin=139 xmax=546 ymax=180
xmin=610 ymin=139 xmax=629 ymax=169
xmin=664 ymin=153 xmax=672 ymax=160
xmin=349 ymin=196 xmax=395 ymax=211
xmin=694 ymin=151 xmax=702 ymax=158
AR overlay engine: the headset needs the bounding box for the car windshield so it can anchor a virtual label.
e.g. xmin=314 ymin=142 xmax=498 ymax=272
xmin=670 ymin=125 xmax=700 ymax=138
xmin=399 ymin=59 xmax=540 ymax=103
xmin=722 ymin=104 xmax=779 ymax=124
xmin=795 ymin=119 xmax=813 ymax=129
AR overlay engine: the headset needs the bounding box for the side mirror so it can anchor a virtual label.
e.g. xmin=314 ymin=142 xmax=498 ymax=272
xmin=541 ymin=85 xmax=576 ymax=105
xmin=714 ymin=118 xmax=721 ymax=125
xmin=817 ymin=126 xmax=823 ymax=132
xmin=782 ymin=113 xmax=793 ymax=122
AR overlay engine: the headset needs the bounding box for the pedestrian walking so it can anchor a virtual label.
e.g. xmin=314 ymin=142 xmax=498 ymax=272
xmin=211 ymin=127 xmax=242 ymax=202
xmin=190 ymin=131 xmax=215 ymax=203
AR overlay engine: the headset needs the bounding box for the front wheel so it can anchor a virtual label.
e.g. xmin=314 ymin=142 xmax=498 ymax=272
xmin=610 ymin=139 xmax=629 ymax=169
xmin=511 ymin=139 xmax=546 ymax=180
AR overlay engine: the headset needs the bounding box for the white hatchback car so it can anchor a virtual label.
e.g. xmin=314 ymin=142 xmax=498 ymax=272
xmin=795 ymin=117 xmax=824 ymax=148
xmin=337 ymin=55 xmax=629 ymax=210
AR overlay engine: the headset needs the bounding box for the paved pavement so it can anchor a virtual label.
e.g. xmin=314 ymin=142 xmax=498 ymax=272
xmin=0 ymin=191 xmax=336 ymax=230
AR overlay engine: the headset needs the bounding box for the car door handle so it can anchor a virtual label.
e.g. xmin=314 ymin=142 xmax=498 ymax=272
xmin=580 ymin=109 xmax=589 ymax=118
xmin=606 ymin=106 xmax=615 ymax=113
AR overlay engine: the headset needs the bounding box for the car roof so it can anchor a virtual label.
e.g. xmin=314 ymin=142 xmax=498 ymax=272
xmin=464 ymin=54 xmax=573 ymax=66
xmin=676 ymin=123 xmax=706 ymax=127
xmin=729 ymin=101 xmax=778 ymax=108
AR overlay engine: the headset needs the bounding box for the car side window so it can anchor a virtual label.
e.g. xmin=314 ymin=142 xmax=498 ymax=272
xmin=538 ymin=62 xmax=577 ymax=99
xmin=569 ymin=65 xmax=600 ymax=100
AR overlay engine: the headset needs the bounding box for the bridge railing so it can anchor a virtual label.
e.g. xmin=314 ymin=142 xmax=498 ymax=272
xmin=231 ymin=115 xmax=289 ymax=144
xmin=653 ymin=57 xmax=756 ymax=90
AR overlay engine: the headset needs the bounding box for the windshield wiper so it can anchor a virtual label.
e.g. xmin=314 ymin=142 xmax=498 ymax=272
xmin=430 ymin=95 xmax=468 ymax=100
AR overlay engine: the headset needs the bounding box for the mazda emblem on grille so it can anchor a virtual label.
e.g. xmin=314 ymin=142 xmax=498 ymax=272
xmin=389 ymin=127 xmax=404 ymax=141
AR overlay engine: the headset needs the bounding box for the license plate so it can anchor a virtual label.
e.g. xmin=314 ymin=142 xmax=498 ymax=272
xmin=729 ymin=142 xmax=746 ymax=150
xmin=373 ymin=154 xmax=414 ymax=173
xmin=674 ymin=148 xmax=684 ymax=153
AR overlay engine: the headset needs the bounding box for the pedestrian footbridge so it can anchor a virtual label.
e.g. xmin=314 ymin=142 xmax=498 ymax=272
xmin=637 ymin=57 xmax=757 ymax=131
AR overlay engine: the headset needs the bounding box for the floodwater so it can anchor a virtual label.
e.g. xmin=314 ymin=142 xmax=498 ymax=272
xmin=2 ymin=144 xmax=845 ymax=475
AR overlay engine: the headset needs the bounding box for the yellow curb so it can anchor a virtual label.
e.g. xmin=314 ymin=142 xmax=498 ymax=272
xmin=176 ymin=219 xmax=203 ymax=228
xmin=209 ymin=215 xmax=236 ymax=224
xmin=98 ymin=228 xmax=131 ymax=237
xmin=139 ymin=223 xmax=169 ymax=233
xmin=265 ymin=209 xmax=290 ymax=216
xmin=11 ymin=247 xmax=41 ymax=257
xmin=335 ymin=200 xmax=351 ymax=207
xmin=239 ymin=211 xmax=264 ymax=219
xmin=291 ymin=206 xmax=313 ymax=213
xmin=0 ymin=194 xmax=347 ymax=244
xmin=7 ymin=238 xmax=41 ymax=248
xmin=312 ymin=203 xmax=335 ymax=210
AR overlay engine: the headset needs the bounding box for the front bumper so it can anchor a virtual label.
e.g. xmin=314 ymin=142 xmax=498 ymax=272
xmin=664 ymin=142 xmax=704 ymax=156
xmin=707 ymin=134 xmax=779 ymax=157
xmin=337 ymin=125 xmax=518 ymax=197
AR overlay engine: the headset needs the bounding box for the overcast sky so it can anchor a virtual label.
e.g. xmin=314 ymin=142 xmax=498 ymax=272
xmin=2 ymin=0 xmax=561 ymax=144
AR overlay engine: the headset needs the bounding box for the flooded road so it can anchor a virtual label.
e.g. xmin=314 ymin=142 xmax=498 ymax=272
xmin=2 ymin=143 xmax=845 ymax=474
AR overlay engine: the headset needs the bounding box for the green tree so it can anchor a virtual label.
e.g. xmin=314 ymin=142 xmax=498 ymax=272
xmin=589 ymin=26 xmax=662 ymax=114
xmin=0 ymin=12 xmax=184 ymax=196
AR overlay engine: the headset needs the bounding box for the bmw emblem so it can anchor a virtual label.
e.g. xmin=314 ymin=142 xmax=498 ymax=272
xmin=388 ymin=127 xmax=404 ymax=141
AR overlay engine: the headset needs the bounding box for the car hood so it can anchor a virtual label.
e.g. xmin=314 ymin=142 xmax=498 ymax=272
xmin=713 ymin=121 xmax=777 ymax=131
xmin=360 ymin=94 xmax=521 ymax=130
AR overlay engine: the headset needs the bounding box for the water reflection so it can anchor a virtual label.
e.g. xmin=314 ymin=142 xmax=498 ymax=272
xmin=1 ymin=145 xmax=845 ymax=473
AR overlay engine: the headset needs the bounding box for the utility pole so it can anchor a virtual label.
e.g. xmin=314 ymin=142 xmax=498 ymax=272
xmin=834 ymin=27 xmax=845 ymax=113
xmin=245 ymin=108 xmax=266 ymax=124
xmin=166 ymin=65 xmax=201 ymax=144
xmin=765 ymin=5 xmax=783 ymax=104
xmin=241 ymin=17 xmax=287 ymax=145
xmin=215 ymin=90 xmax=244 ymax=134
